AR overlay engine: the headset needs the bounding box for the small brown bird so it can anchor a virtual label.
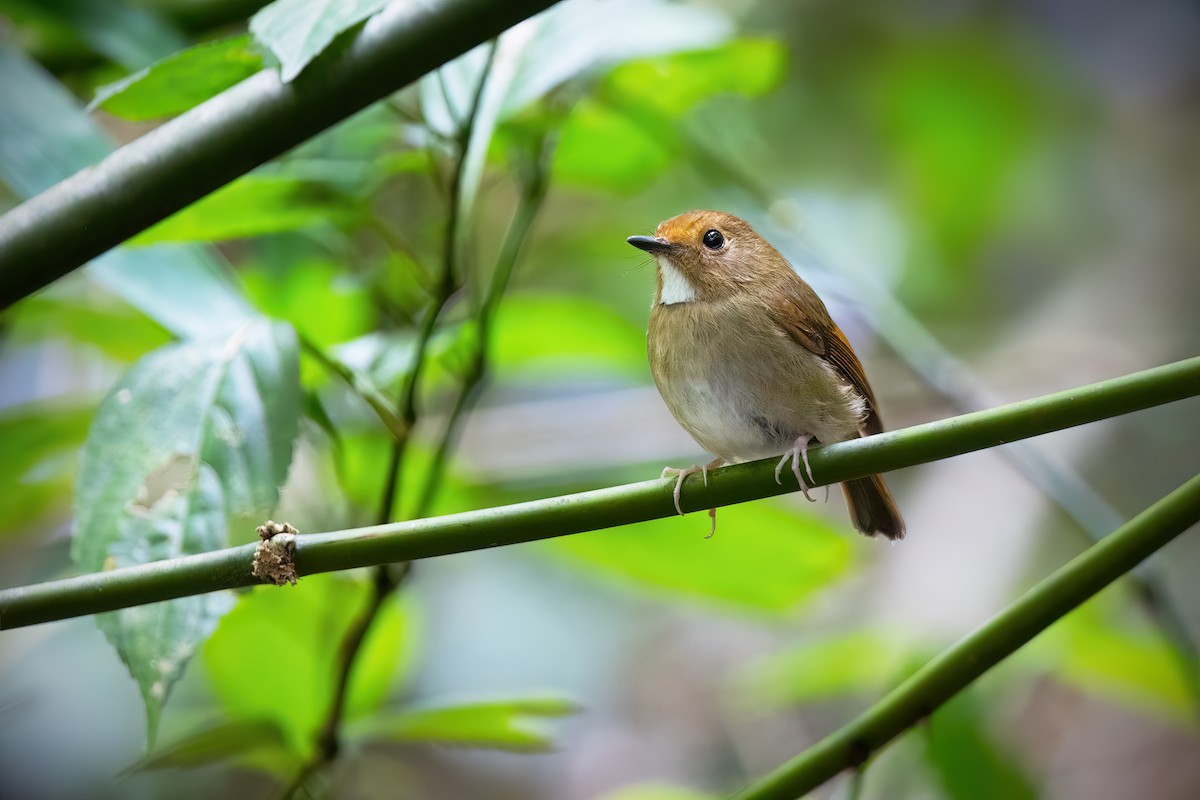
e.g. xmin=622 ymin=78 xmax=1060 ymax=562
xmin=628 ymin=210 xmax=904 ymax=540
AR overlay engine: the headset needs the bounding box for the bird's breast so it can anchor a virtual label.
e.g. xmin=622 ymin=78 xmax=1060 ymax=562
xmin=648 ymin=300 xmax=864 ymax=461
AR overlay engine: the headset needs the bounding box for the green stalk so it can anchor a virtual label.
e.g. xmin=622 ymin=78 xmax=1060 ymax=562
xmin=0 ymin=356 xmax=1196 ymax=629
xmin=0 ymin=0 xmax=561 ymax=311
xmin=732 ymin=472 xmax=1200 ymax=800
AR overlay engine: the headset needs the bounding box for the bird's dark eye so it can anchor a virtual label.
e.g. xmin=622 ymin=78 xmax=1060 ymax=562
xmin=702 ymin=229 xmax=724 ymax=250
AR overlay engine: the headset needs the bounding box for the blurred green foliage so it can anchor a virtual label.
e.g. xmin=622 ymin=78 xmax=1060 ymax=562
xmin=1 ymin=0 xmax=1197 ymax=798
xmin=204 ymin=574 xmax=416 ymax=759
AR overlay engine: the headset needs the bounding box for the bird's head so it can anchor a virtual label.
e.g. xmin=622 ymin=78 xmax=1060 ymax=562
xmin=627 ymin=210 xmax=785 ymax=306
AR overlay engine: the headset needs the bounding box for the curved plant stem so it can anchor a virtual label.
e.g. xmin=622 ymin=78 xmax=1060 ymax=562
xmin=731 ymin=472 xmax=1200 ymax=800
xmin=282 ymin=46 xmax=506 ymax=798
xmin=1 ymin=356 xmax=1196 ymax=630
xmin=414 ymin=139 xmax=553 ymax=515
xmin=0 ymin=0 xmax=562 ymax=311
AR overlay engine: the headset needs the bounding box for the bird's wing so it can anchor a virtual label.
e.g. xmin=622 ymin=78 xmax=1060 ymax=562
xmin=768 ymin=286 xmax=884 ymax=436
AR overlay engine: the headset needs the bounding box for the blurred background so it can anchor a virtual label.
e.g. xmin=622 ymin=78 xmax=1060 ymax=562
xmin=1 ymin=0 xmax=1199 ymax=798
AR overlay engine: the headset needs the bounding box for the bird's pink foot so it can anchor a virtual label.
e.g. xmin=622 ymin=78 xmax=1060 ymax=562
xmin=775 ymin=434 xmax=818 ymax=502
xmin=660 ymin=458 xmax=725 ymax=517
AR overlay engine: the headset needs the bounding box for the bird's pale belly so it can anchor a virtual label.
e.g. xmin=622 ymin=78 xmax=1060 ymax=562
xmin=649 ymin=315 xmax=866 ymax=463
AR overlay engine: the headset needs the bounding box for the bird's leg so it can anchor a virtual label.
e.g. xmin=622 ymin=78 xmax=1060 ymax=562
xmin=660 ymin=458 xmax=725 ymax=517
xmin=775 ymin=434 xmax=817 ymax=502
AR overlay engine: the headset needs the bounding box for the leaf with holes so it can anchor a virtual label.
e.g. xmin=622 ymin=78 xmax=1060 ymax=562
xmin=250 ymin=0 xmax=392 ymax=82
xmin=72 ymin=319 xmax=301 ymax=745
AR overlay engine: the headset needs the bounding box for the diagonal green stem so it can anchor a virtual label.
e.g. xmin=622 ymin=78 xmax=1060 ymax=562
xmin=731 ymin=472 xmax=1200 ymax=800
xmin=0 ymin=357 xmax=1196 ymax=629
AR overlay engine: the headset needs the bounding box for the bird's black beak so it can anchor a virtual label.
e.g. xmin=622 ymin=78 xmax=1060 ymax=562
xmin=626 ymin=235 xmax=672 ymax=254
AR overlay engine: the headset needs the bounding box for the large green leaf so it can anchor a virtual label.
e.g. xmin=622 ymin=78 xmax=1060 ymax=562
xmin=0 ymin=45 xmax=256 ymax=339
xmin=203 ymin=574 xmax=417 ymax=757
xmin=250 ymin=0 xmax=391 ymax=82
xmin=355 ymin=695 xmax=578 ymax=753
xmin=91 ymin=35 xmax=264 ymax=121
xmin=130 ymin=174 xmax=359 ymax=246
xmin=73 ymin=320 xmax=301 ymax=744
xmin=551 ymin=38 xmax=787 ymax=192
xmin=604 ymin=38 xmax=787 ymax=116
xmin=544 ymin=499 xmax=853 ymax=613
xmin=12 ymin=291 xmax=172 ymax=362
xmin=500 ymin=0 xmax=731 ymax=118
xmin=553 ymin=97 xmax=674 ymax=192
xmin=419 ymin=0 xmax=730 ymax=139
xmin=240 ymin=259 xmax=376 ymax=350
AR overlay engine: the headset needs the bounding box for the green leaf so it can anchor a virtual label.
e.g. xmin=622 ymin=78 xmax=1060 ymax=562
xmin=544 ymin=500 xmax=852 ymax=613
xmin=599 ymin=784 xmax=716 ymax=800
xmin=552 ymin=39 xmax=787 ymax=193
xmin=492 ymin=293 xmax=646 ymax=376
xmin=924 ymin=690 xmax=1037 ymax=800
xmin=0 ymin=402 xmax=93 ymax=539
xmin=418 ymin=0 xmax=729 ymax=137
xmin=87 ymin=248 xmax=258 ymax=339
xmin=12 ymin=288 xmax=172 ymax=361
xmin=250 ymin=0 xmax=391 ymax=83
xmin=203 ymin=574 xmax=417 ymax=757
xmin=499 ymin=0 xmax=732 ymax=118
xmin=130 ymin=175 xmax=359 ymax=246
xmin=739 ymin=630 xmax=910 ymax=709
xmin=91 ymin=35 xmax=263 ymax=121
xmin=240 ymin=259 xmax=376 ymax=352
xmin=553 ymin=97 xmax=674 ymax=192
xmin=73 ymin=320 xmax=302 ymax=744
xmin=0 ymin=45 xmax=256 ymax=339
xmin=356 ymin=695 xmax=579 ymax=753
xmin=121 ymin=719 xmax=288 ymax=776
xmin=605 ymin=38 xmax=787 ymax=116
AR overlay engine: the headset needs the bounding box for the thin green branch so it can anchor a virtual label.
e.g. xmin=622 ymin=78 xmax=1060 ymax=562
xmin=414 ymin=140 xmax=553 ymax=514
xmin=0 ymin=0 xmax=562 ymax=312
xmin=283 ymin=49 xmax=504 ymax=797
xmin=1 ymin=357 xmax=1195 ymax=630
xmin=731 ymin=472 xmax=1200 ymax=800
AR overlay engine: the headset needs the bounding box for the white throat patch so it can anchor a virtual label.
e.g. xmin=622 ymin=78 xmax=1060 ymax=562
xmin=656 ymin=256 xmax=697 ymax=305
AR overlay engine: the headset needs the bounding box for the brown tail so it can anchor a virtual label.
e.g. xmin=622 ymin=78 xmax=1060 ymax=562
xmin=841 ymin=474 xmax=905 ymax=540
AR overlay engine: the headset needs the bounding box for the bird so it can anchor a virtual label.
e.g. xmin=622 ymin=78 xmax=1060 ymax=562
xmin=627 ymin=210 xmax=905 ymax=540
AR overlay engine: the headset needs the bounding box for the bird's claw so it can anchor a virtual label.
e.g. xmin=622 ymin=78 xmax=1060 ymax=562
xmin=660 ymin=460 xmax=723 ymax=532
xmin=775 ymin=434 xmax=818 ymax=502
xmin=661 ymin=464 xmax=704 ymax=516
